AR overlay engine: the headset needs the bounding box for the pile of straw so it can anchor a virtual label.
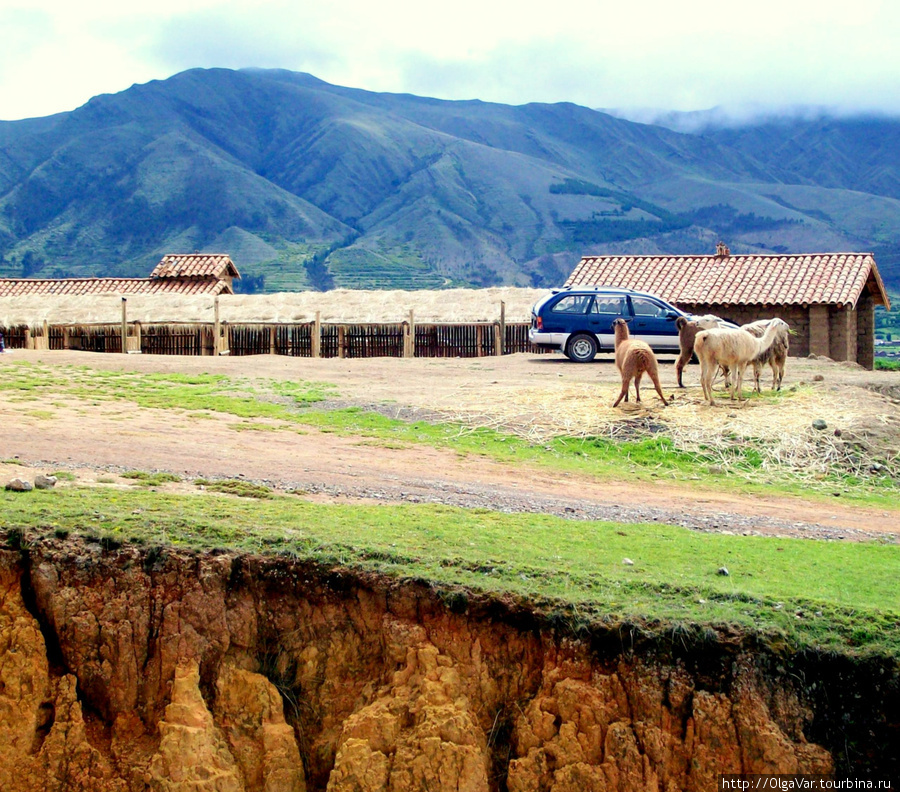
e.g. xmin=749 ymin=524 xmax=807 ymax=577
xmin=429 ymin=381 xmax=897 ymax=481
xmin=0 ymin=288 xmax=550 ymax=327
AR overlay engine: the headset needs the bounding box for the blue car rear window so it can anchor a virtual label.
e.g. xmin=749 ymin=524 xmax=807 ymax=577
xmin=591 ymin=296 xmax=627 ymax=315
xmin=551 ymin=295 xmax=592 ymax=314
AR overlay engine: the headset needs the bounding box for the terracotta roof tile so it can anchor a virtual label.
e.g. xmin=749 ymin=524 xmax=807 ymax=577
xmin=151 ymin=254 xmax=240 ymax=280
xmin=0 ymin=277 xmax=231 ymax=298
xmin=565 ymin=252 xmax=890 ymax=309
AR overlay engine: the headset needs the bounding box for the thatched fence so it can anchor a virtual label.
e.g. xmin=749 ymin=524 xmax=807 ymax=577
xmin=0 ymin=317 xmax=538 ymax=359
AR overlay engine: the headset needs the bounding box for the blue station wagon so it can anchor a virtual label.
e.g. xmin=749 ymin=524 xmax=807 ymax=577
xmin=529 ymin=287 xmax=695 ymax=362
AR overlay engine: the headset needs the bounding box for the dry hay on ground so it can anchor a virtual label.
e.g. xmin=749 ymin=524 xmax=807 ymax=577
xmin=429 ymin=379 xmax=897 ymax=480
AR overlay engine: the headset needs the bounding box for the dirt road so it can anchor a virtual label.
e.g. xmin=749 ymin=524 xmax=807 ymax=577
xmin=2 ymin=349 xmax=898 ymax=542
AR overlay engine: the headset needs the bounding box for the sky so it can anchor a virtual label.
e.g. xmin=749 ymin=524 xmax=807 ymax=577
xmin=2 ymin=0 xmax=900 ymax=122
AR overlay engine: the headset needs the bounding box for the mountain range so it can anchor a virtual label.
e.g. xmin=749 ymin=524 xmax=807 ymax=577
xmin=1 ymin=68 xmax=899 ymax=292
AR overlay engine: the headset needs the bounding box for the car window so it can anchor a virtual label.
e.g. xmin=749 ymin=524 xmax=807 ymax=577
xmin=591 ymin=296 xmax=627 ymax=315
xmin=630 ymin=297 xmax=667 ymax=318
xmin=551 ymin=295 xmax=592 ymax=314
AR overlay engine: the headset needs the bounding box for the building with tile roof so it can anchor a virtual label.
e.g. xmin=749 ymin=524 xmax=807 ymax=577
xmin=566 ymin=245 xmax=890 ymax=369
xmin=0 ymin=254 xmax=240 ymax=298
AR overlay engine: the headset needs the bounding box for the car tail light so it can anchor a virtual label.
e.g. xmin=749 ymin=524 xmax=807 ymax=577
xmin=535 ymin=316 xmax=543 ymax=330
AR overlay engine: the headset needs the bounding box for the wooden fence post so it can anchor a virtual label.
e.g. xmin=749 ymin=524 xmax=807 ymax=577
xmin=338 ymin=325 xmax=346 ymax=359
xmin=499 ymin=300 xmax=506 ymax=356
xmin=405 ymin=310 xmax=415 ymax=358
xmin=25 ymin=327 xmax=32 ymax=349
xmin=493 ymin=323 xmax=502 ymax=355
xmin=312 ymin=311 xmax=321 ymax=358
xmin=269 ymin=325 xmax=277 ymax=355
xmin=120 ymin=299 xmax=127 ymax=353
xmin=214 ymin=296 xmax=221 ymax=355
xmin=133 ymin=321 xmax=142 ymax=352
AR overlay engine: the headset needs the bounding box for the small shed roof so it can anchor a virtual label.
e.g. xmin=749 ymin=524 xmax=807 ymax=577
xmin=0 ymin=276 xmax=233 ymax=298
xmin=151 ymin=254 xmax=240 ymax=280
xmin=566 ymin=252 xmax=890 ymax=310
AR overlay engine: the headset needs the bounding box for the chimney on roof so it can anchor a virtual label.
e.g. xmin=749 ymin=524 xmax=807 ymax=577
xmin=715 ymin=241 xmax=730 ymax=258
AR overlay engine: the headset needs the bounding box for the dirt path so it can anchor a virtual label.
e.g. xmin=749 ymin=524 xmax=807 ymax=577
xmin=2 ymin=349 xmax=898 ymax=542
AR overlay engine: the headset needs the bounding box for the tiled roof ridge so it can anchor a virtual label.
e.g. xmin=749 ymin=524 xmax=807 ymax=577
xmin=580 ymin=252 xmax=874 ymax=260
xmin=151 ymin=253 xmax=240 ymax=280
xmin=567 ymin=251 xmax=888 ymax=309
xmin=0 ymin=276 xmax=152 ymax=283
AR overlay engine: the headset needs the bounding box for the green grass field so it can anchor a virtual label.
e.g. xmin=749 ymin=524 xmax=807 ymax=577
xmin=1 ymin=359 xmax=898 ymax=657
xmin=2 ymin=360 xmax=898 ymax=508
xmin=2 ymin=485 xmax=898 ymax=656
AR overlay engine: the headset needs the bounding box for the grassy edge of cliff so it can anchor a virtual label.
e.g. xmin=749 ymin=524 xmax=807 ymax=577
xmin=2 ymin=483 xmax=899 ymax=659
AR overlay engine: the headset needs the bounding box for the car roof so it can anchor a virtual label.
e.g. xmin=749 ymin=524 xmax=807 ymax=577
xmin=549 ymin=286 xmax=665 ymax=300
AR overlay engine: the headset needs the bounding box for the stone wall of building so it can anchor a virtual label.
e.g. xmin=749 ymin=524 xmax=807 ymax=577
xmin=829 ymin=305 xmax=858 ymax=363
xmin=855 ymin=292 xmax=875 ymax=370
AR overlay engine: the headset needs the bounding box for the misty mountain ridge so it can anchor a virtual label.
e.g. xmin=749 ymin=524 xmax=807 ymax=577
xmin=1 ymin=67 xmax=898 ymax=293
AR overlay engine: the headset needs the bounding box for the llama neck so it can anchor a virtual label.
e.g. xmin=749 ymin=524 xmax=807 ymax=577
xmin=755 ymin=323 xmax=780 ymax=355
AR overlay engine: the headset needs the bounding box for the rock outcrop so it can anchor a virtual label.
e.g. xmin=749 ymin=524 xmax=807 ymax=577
xmin=0 ymin=538 xmax=894 ymax=790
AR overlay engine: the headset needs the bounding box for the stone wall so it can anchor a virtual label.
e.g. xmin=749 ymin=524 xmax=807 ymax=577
xmin=830 ymin=305 xmax=858 ymax=363
xmin=856 ymin=292 xmax=875 ymax=370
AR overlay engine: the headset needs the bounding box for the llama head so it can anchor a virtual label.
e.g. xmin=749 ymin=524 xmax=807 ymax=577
xmin=612 ymin=317 xmax=631 ymax=342
xmin=695 ymin=314 xmax=725 ymax=329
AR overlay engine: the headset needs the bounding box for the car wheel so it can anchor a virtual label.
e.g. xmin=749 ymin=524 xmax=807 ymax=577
xmin=566 ymin=333 xmax=598 ymax=363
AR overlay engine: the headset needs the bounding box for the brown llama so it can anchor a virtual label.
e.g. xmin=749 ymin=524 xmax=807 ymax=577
xmin=675 ymin=314 xmax=730 ymax=387
xmin=612 ymin=318 xmax=669 ymax=408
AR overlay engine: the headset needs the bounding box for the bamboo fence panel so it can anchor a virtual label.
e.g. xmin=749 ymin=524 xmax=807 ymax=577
xmin=275 ymin=323 xmax=313 ymax=357
xmin=140 ymin=324 xmax=213 ymax=355
xmin=229 ymin=324 xmax=274 ymax=356
xmin=506 ymin=322 xmax=548 ymax=354
xmin=415 ymin=323 xmax=496 ymax=357
xmin=0 ymin=324 xmax=30 ymax=349
xmin=57 ymin=324 xmax=123 ymax=353
xmin=344 ymin=323 xmax=405 ymax=358
xmin=0 ymin=321 xmax=540 ymax=358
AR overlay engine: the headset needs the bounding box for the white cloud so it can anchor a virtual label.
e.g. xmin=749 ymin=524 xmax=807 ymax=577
xmin=1 ymin=0 xmax=899 ymax=120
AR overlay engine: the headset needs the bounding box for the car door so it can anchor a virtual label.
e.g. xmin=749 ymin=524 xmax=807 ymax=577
xmin=541 ymin=293 xmax=598 ymax=350
xmin=590 ymin=294 xmax=628 ymax=350
xmin=628 ymin=296 xmax=680 ymax=351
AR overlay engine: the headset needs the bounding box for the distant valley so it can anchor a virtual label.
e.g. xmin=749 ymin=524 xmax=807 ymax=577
xmin=1 ymin=68 xmax=899 ymax=291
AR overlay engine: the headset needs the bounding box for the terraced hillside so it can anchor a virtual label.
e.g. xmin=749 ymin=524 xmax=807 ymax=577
xmin=1 ymin=68 xmax=899 ymax=290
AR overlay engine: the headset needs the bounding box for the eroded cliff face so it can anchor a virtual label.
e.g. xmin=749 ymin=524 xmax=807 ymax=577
xmin=0 ymin=539 xmax=895 ymax=791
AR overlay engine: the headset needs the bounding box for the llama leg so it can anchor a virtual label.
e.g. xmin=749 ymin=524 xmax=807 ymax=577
xmin=754 ymin=362 xmax=762 ymax=394
xmin=651 ymin=370 xmax=669 ymax=406
xmin=634 ymin=371 xmax=643 ymax=402
xmin=717 ymin=365 xmax=731 ymax=392
xmin=675 ymin=350 xmax=690 ymax=387
xmin=734 ymin=365 xmax=746 ymax=401
xmin=700 ymin=359 xmax=714 ymax=404
xmin=612 ymin=377 xmax=632 ymax=407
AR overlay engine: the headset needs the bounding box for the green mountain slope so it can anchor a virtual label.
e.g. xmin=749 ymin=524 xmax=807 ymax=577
xmin=1 ymin=68 xmax=899 ymax=290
